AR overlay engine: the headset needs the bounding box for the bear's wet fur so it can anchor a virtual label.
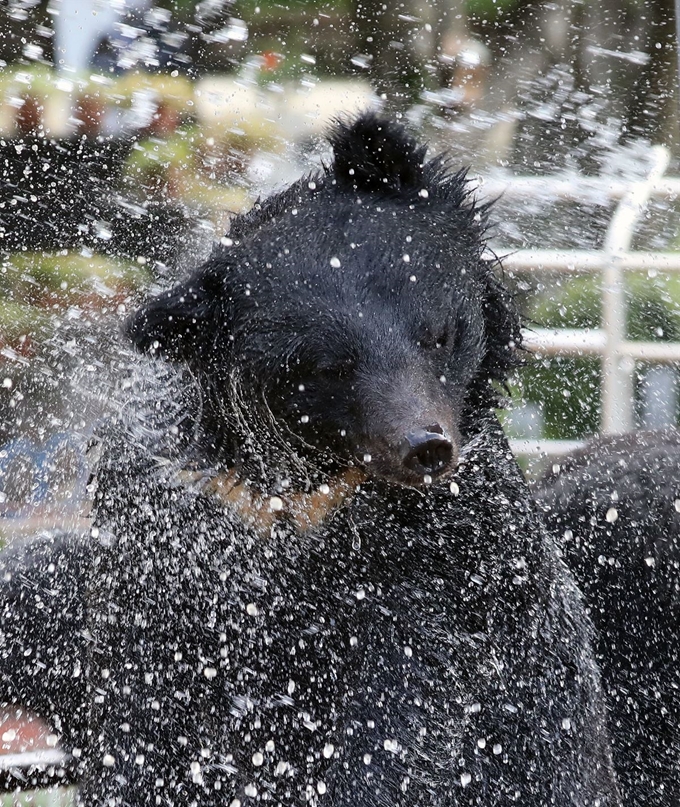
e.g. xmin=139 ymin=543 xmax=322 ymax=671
xmin=1 ymin=114 xmax=620 ymax=805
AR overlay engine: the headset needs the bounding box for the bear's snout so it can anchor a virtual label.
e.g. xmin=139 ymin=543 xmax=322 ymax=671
xmin=401 ymin=426 xmax=456 ymax=478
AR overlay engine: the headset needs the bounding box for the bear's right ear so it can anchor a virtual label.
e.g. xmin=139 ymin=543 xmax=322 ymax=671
xmin=125 ymin=261 xmax=223 ymax=362
xmin=329 ymin=113 xmax=428 ymax=194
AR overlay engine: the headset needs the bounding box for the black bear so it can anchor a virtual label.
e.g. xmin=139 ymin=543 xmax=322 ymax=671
xmin=1 ymin=114 xmax=619 ymax=806
xmin=535 ymin=429 xmax=680 ymax=807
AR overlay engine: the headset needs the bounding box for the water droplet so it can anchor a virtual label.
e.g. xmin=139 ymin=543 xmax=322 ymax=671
xmin=269 ymin=496 xmax=284 ymax=512
xmin=103 ymin=754 xmax=115 ymax=768
xmin=323 ymin=743 xmax=334 ymax=759
xmin=351 ymin=53 xmax=372 ymax=69
xmin=606 ymin=507 xmax=618 ymax=523
xmin=461 ymin=772 xmax=472 ymax=787
xmin=252 ymin=752 xmax=264 ymax=767
xmin=449 ymin=481 xmax=460 ymax=496
xmin=214 ymin=18 xmax=248 ymax=42
xmin=246 ymin=603 xmax=259 ymax=616
xmin=330 ymin=257 xmax=341 ymax=268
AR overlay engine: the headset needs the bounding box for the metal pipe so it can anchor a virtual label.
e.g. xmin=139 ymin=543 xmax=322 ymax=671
xmin=600 ymin=145 xmax=670 ymax=434
xmin=524 ymin=327 xmax=606 ymax=356
xmin=509 ymin=439 xmax=586 ymax=458
xmin=524 ymin=328 xmax=680 ymax=363
xmin=478 ymin=175 xmax=680 ymax=203
xmin=502 ymin=250 xmax=680 ymax=274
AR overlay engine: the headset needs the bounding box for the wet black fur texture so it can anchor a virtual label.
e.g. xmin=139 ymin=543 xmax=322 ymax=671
xmin=0 ymin=114 xmax=619 ymax=805
xmin=0 ymin=530 xmax=92 ymax=772
xmin=535 ymin=429 xmax=680 ymax=807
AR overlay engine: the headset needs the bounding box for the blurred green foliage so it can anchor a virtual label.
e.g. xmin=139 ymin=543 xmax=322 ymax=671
xmin=0 ymin=252 xmax=149 ymax=351
xmin=0 ymin=253 xmax=146 ymax=303
xmin=0 ymin=787 xmax=75 ymax=806
xmin=467 ymin=0 xmax=522 ymax=17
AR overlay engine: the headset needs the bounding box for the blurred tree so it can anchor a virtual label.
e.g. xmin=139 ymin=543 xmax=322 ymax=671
xmin=474 ymin=0 xmax=680 ymax=167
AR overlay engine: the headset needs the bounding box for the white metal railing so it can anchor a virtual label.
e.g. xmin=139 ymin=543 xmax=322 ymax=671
xmin=480 ymin=148 xmax=680 ymax=456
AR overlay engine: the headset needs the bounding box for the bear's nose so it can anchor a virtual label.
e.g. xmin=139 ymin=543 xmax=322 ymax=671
xmin=402 ymin=425 xmax=454 ymax=476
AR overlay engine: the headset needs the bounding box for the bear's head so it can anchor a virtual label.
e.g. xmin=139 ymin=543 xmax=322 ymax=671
xmin=126 ymin=114 xmax=521 ymax=490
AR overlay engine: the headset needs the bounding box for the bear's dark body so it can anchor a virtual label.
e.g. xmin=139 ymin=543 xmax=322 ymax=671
xmin=82 ymin=415 xmax=615 ymax=806
xmin=1 ymin=115 xmax=619 ymax=805
xmin=0 ymin=530 xmax=92 ymax=766
xmin=535 ymin=430 xmax=680 ymax=807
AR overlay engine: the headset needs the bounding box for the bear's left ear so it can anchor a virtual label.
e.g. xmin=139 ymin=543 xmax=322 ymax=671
xmin=125 ymin=260 xmax=224 ymax=362
xmin=480 ymin=264 xmax=523 ymax=384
